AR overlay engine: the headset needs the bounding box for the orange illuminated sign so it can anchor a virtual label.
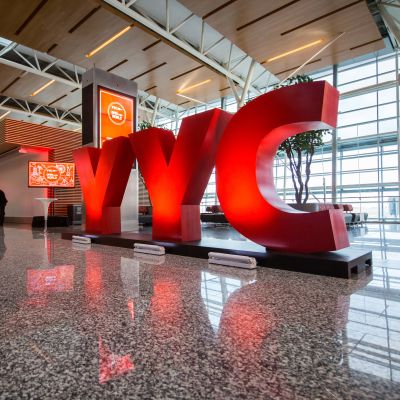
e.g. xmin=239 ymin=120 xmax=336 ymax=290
xmin=28 ymin=161 xmax=75 ymax=188
xmin=99 ymin=88 xmax=135 ymax=146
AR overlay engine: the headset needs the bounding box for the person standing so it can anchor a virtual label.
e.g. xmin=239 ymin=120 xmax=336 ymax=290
xmin=0 ymin=189 xmax=7 ymax=226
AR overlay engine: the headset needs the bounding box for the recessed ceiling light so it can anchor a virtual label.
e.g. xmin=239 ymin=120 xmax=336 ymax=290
xmin=86 ymin=25 xmax=133 ymax=58
xmin=31 ymin=80 xmax=55 ymax=97
xmin=177 ymin=79 xmax=212 ymax=94
xmin=266 ymin=39 xmax=323 ymax=63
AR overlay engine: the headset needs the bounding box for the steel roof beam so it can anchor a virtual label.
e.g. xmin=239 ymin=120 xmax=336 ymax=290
xmin=0 ymin=42 xmax=81 ymax=88
xmin=0 ymin=95 xmax=82 ymax=128
xmin=0 ymin=40 xmax=182 ymax=124
xmin=101 ymin=0 xmax=274 ymax=96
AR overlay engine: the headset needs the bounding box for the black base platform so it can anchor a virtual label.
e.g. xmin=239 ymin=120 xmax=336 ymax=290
xmin=33 ymin=216 xmax=69 ymax=227
xmin=61 ymin=231 xmax=372 ymax=279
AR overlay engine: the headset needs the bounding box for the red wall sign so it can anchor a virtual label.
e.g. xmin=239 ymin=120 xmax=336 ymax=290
xmin=75 ymin=82 xmax=349 ymax=253
xmin=28 ymin=161 xmax=75 ymax=188
xmin=99 ymin=88 xmax=135 ymax=146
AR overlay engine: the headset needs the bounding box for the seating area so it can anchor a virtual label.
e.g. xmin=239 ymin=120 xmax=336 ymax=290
xmin=289 ymin=203 xmax=368 ymax=226
xmin=139 ymin=205 xmax=230 ymax=226
xmin=201 ymin=203 xmax=368 ymax=228
xmin=138 ymin=206 xmax=153 ymax=226
xmin=334 ymin=204 xmax=368 ymax=226
xmin=200 ymin=205 xmax=228 ymax=225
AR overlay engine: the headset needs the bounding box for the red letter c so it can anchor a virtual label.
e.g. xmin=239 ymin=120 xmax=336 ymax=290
xmin=216 ymin=81 xmax=349 ymax=253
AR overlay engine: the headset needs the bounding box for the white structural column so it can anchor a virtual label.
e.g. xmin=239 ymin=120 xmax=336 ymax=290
xmin=227 ymin=78 xmax=240 ymax=104
xmin=238 ymin=60 xmax=256 ymax=108
xmin=151 ymin=98 xmax=161 ymax=126
xmin=396 ymin=50 xmax=400 ymax=217
xmin=331 ymin=64 xmax=338 ymax=203
xmin=378 ymin=2 xmax=400 ymax=47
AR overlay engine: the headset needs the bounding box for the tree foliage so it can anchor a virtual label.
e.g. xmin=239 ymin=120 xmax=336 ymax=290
xmin=138 ymin=120 xmax=153 ymax=131
xmin=275 ymin=75 xmax=330 ymax=204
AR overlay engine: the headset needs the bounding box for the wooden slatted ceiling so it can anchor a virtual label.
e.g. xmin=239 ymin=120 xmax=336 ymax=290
xmin=107 ymin=59 xmax=128 ymax=72
xmin=0 ymin=0 xmax=98 ymax=53
xmin=0 ymin=0 xmax=228 ymax=107
xmin=0 ymin=64 xmax=24 ymax=93
xmin=180 ymin=0 xmax=385 ymax=77
xmin=2 ymin=119 xmax=82 ymax=216
xmin=0 ymin=0 xmax=386 ymax=110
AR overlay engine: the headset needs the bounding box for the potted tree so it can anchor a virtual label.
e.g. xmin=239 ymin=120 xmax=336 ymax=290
xmin=275 ymin=75 xmax=330 ymax=205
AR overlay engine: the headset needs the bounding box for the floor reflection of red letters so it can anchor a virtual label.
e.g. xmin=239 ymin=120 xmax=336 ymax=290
xmin=98 ymin=337 xmax=134 ymax=384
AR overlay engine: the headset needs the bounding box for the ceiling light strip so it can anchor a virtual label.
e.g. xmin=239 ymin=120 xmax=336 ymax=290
xmin=31 ymin=79 xmax=55 ymax=96
xmin=177 ymin=79 xmax=211 ymax=94
xmin=267 ymin=39 xmax=323 ymax=63
xmin=86 ymin=25 xmax=133 ymax=58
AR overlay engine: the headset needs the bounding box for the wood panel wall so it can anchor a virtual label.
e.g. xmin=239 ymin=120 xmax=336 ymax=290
xmin=0 ymin=119 xmax=82 ymax=216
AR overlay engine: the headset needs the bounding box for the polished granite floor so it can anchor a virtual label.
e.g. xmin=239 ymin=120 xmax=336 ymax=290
xmin=0 ymin=224 xmax=399 ymax=399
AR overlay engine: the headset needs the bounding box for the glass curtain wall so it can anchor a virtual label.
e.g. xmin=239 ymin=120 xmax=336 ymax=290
xmin=154 ymin=50 xmax=400 ymax=222
xmin=274 ymin=51 xmax=400 ymax=222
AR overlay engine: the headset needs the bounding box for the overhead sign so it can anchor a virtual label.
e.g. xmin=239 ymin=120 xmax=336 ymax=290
xmin=28 ymin=161 xmax=75 ymax=188
xmin=99 ymin=88 xmax=135 ymax=146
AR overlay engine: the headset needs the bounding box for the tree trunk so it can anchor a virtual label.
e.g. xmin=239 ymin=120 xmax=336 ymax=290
xmin=286 ymin=149 xmax=300 ymax=203
xmin=295 ymin=149 xmax=303 ymax=204
xmin=303 ymin=147 xmax=314 ymax=204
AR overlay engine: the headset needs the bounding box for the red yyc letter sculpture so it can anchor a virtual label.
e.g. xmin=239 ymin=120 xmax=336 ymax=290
xmin=216 ymin=81 xmax=349 ymax=253
xmin=130 ymin=109 xmax=232 ymax=241
xmin=74 ymin=137 xmax=135 ymax=234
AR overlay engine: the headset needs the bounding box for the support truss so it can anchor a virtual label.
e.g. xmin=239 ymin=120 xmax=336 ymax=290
xmin=0 ymin=41 xmax=82 ymax=88
xmin=0 ymin=95 xmax=82 ymax=127
xmin=0 ymin=40 xmax=182 ymax=126
xmin=102 ymin=0 xmax=277 ymax=96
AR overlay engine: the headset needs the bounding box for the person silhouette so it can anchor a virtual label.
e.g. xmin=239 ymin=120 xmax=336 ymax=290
xmin=0 ymin=227 xmax=6 ymax=261
xmin=0 ymin=189 xmax=7 ymax=226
